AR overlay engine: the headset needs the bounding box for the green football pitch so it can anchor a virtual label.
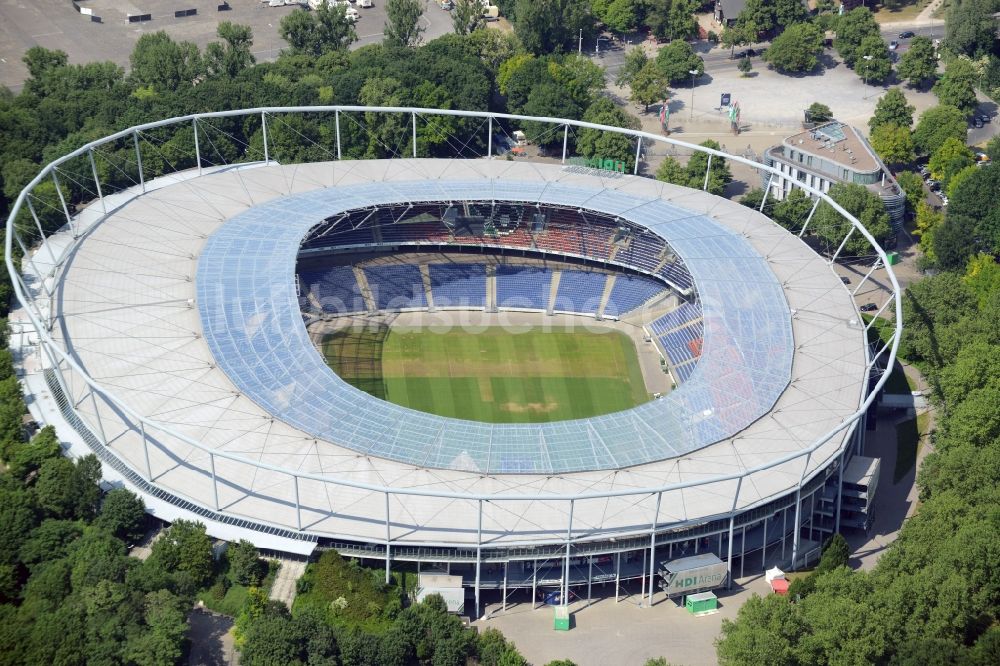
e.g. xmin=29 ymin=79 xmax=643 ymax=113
xmin=320 ymin=325 xmax=650 ymax=423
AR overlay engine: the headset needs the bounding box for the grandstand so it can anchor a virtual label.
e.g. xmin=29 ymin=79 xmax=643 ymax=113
xmin=428 ymin=263 xmax=487 ymax=309
xmin=6 ymin=107 xmax=900 ymax=618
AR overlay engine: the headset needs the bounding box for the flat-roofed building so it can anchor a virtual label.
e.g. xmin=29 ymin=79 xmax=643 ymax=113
xmin=765 ymin=121 xmax=906 ymax=232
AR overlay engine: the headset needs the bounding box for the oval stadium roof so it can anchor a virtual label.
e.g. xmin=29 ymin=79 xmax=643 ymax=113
xmin=195 ymin=179 xmax=793 ymax=474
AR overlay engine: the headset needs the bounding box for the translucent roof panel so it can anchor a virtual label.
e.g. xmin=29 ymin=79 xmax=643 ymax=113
xmin=195 ymin=180 xmax=793 ymax=474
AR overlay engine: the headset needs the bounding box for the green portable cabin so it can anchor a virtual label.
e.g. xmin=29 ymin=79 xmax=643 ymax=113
xmin=685 ymin=591 xmax=718 ymax=615
xmin=886 ymin=251 xmax=900 ymax=265
xmin=553 ymin=605 xmax=570 ymax=631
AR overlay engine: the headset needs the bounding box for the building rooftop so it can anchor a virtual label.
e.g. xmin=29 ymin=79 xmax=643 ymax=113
xmin=782 ymin=121 xmax=880 ymax=174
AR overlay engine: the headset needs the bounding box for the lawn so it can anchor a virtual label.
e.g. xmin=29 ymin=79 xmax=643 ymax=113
xmin=894 ymin=411 xmax=931 ymax=483
xmin=321 ymin=325 xmax=650 ymax=423
xmin=872 ymin=0 xmax=932 ymax=23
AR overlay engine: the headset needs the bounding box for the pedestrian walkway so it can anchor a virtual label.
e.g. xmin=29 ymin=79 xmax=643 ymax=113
xmin=268 ymin=557 xmax=307 ymax=608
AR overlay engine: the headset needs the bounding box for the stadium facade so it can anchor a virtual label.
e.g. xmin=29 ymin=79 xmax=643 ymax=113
xmin=5 ymin=107 xmax=901 ymax=615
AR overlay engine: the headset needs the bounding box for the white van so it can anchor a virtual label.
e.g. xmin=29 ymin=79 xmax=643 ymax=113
xmin=345 ymin=5 xmax=360 ymax=20
xmin=357 ymin=0 xmax=373 ymax=6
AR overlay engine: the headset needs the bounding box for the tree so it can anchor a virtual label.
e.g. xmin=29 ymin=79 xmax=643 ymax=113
xmin=716 ymin=594 xmax=805 ymax=665
xmin=721 ymin=23 xmax=753 ymax=59
xmin=603 ymin=0 xmax=639 ymax=35
xmin=854 ymin=35 xmax=892 ymax=84
xmin=129 ymin=32 xmax=202 ymax=91
xmin=577 ymin=97 xmax=640 ymax=170
xmin=662 ymin=0 xmax=699 ymax=42
xmin=738 ymin=57 xmax=753 ymax=77
xmin=655 ymin=140 xmax=732 ymax=195
xmin=834 ymin=7 xmax=881 ymax=68
xmin=897 ymin=36 xmax=938 ymax=87
xmin=895 ymin=170 xmax=925 ymax=216
xmin=986 ymin=134 xmax=1000 ymax=163
xmin=934 ymin=164 xmax=1000 ymax=266
xmin=21 ymin=46 xmax=68 ymax=82
xmin=654 ymin=39 xmax=704 ymax=86
xmin=204 ymin=22 xmax=256 ymax=79
xmin=806 ymin=102 xmax=833 ymax=123
xmin=773 ymin=0 xmax=809 ymax=31
xmin=33 ymin=454 xmax=101 ymax=520
xmin=615 ymin=46 xmax=648 ymax=87
xmin=8 ymin=425 xmax=62 ymax=481
xmin=869 ymin=88 xmax=915 ymax=132
xmin=928 ymin=137 xmax=975 ymax=188
xmin=17 ymin=519 xmax=83 ymax=572
xmin=513 ymin=0 xmax=593 ymax=55
xmin=279 ymin=5 xmax=358 ymax=57
xmin=96 ymin=488 xmax=146 ymax=544
xmin=384 ymin=0 xmax=425 ymax=46
xmin=869 ymin=123 xmax=915 ymax=165
xmin=945 ymin=0 xmax=998 ymax=58
xmin=477 ymin=628 xmax=528 ymax=666
xmin=126 ymin=590 xmax=190 ymax=666
xmin=522 ymin=82 xmax=582 ymax=149
xmin=811 ymin=182 xmax=892 ymax=257
xmin=452 ymin=0 xmax=485 ymax=36
xmin=933 ymin=57 xmax=979 ymax=114
xmin=913 ymin=105 xmax=968 ymax=156
xmin=735 ymin=0 xmax=776 ymax=38
xmin=151 ymin=519 xmax=214 ymax=587
xmin=947 ymin=165 xmax=977 ymax=199
xmin=628 ymin=61 xmax=669 ymax=113
xmin=228 ymin=539 xmax=265 ymax=587
xmin=763 ymin=22 xmax=824 ymax=73
xmin=772 ymin=188 xmax=814 ymax=232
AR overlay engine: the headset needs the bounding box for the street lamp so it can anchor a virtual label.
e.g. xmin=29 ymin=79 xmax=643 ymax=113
xmin=596 ymin=35 xmax=610 ymax=57
xmin=862 ymin=55 xmax=873 ymax=100
xmin=689 ymin=69 xmax=699 ymax=121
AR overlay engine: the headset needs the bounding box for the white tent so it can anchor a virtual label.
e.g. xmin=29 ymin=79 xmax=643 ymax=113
xmin=765 ymin=566 xmax=785 ymax=583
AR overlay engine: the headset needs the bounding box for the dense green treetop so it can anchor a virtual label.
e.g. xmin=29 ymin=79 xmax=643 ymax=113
xmin=869 ymin=88 xmax=915 ymax=131
xmin=854 ymin=34 xmax=893 ymax=84
xmin=913 ymin=104 xmax=969 ymax=155
xmin=834 ymin=7 xmax=882 ymax=68
xmin=513 ymin=0 xmax=593 ymax=55
xmin=384 ymin=0 xmax=425 ymax=47
xmin=810 ymin=181 xmax=892 ymax=257
xmin=945 ymin=0 xmax=1000 ymax=58
xmin=763 ymin=22 xmax=824 ymax=73
xmin=897 ymin=35 xmax=939 ymax=87
xmin=933 ymin=56 xmax=980 ymax=113
xmin=654 ymin=39 xmax=705 ymax=85
xmin=869 ymin=123 xmax=915 ymax=165
xmin=279 ymin=5 xmax=358 ymax=57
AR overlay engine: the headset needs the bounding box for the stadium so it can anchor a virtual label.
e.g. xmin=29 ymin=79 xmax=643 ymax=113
xmin=5 ymin=107 xmax=901 ymax=615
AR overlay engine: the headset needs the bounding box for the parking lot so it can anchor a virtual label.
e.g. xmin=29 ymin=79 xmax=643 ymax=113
xmin=0 ymin=0 xmax=454 ymax=90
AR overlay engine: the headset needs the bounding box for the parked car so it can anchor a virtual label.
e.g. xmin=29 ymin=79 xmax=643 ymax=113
xmin=860 ymin=303 xmax=878 ymax=312
xmin=731 ymin=48 xmax=756 ymax=59
xmin=889 ymin=40 xmax=899 ymax=50
xmin=899 ymin=31 xmax=915 ymax=39
xmin=940 ymin=194 xmax=949 ymax=206
xmin=439 ymin=0 xmax=452 ymax=8
xmin=978 ymin=113 xmax=991 ymax=124
xmin=841 ymin=276 xmax=851 ymax=285
xmin=974 ymin=117 xmax=984 ymax=129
